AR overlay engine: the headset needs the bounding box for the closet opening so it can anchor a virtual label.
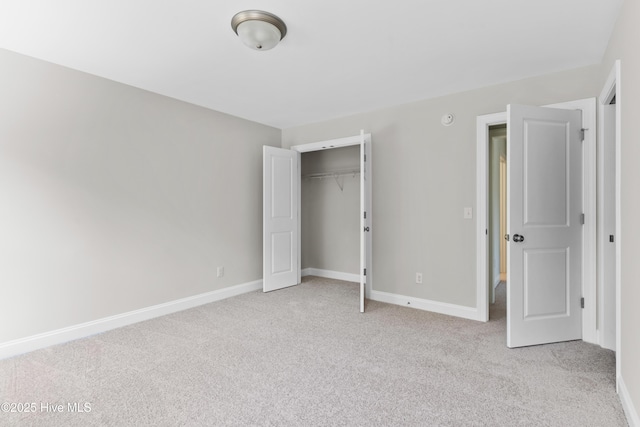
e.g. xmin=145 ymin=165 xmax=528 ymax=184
xmin=263 ymin=131 xmax=372 ymax=312
xmin=301 ymin=146 xmax=361 ymax=282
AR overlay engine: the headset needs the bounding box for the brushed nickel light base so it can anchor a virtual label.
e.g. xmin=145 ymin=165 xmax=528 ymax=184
xmin=231 ymin=10 xmax=287 ymax=50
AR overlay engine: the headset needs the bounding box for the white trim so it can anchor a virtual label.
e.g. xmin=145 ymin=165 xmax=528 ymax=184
xmin=596 ymin=97 xmax=610 ymax=348
xmin=306 ymin=268 xmax=480 ymax=321
xmin=601 ymin=61 xmax=619 ymax=104
xmin=291 ymin=133 xmax=371 ymax=153
xmin=476 ymin=99 xmax=597 ymax=342
xmin=0 ymin=279 xmax=262 ymax=360
xmin=619 ymin=376 xmax=640 ymax=427
xmin=597 ymin=60 xmax=621 ymax=353
xmin=364 ymin=136 xmax=373 ymax=300
xmin=370 ymin=291 xmax=478 ymax=321
xmin=605 ymin=60 xmax=623 ymax=390
xmin=301 ymin=268 xmax=360 ymax=283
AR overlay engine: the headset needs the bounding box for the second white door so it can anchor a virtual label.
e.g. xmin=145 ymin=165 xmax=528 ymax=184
xmin=263 ymin=146 xmax=300 ymax=292
xmin=507 ymin=104 xmax=583 ymax=348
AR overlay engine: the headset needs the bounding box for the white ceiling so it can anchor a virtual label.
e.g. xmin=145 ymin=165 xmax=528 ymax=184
xmin=0 ymin=1 xmax=624 ymax=129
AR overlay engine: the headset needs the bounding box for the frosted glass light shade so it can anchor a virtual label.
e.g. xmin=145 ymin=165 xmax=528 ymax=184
xmin=231 ymin=10 xmax=287 ymax=51
xmin=237 ymin=20 xmax=281 ymax=51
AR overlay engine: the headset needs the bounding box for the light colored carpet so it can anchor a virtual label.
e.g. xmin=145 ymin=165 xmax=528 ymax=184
xmin=0 ymin=277 xmax=627 ymax=426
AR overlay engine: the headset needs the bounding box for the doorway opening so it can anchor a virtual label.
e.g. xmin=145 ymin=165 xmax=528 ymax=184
xmin=263 ymin=132 xmax=372 ymax=313
xmin=292 ymin=133 xmax=372 ymax=312
xmin=499 ymin=155 xmax=507 ymax=283
xmin=300 ymin=146 xmax=360 ymax=282
xmin=488 ymin=125 xmax=507 ymax=306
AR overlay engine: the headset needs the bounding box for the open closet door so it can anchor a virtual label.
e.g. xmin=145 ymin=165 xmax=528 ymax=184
xmin=507 ymin=105 xmax=582 ymax=347
xmin=263 ymin=146 xmax=300 ymax=292
xmin=360 ymin=132 xmax=372 ymax=313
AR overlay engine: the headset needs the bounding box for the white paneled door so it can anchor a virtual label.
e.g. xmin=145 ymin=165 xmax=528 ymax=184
xmin=263 ymin=146 xmax=300 ymax=292
xmin=507 ymin=105 xmax=583 ymax=348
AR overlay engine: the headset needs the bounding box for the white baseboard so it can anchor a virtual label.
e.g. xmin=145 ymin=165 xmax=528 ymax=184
xmin=0 ymin=279 xmax=263 ymax=361
xmin=493 ymin=275 xmax=501 ymax=289
xmin=303 ymin=268 xmax=479 ymax=321
xmin=370 ymin=290 xmax=479 ymax=321
xmin=302 ymin=268 xmax=360 ymax=283
xmin=619 ymin=376 xmax=640 ymax=427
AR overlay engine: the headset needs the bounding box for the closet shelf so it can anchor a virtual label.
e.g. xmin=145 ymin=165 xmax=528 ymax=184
xmin=302 ymin=169 xmax=360 ymax=180
xmin=302 ymin=168 xmax=360 ymax=192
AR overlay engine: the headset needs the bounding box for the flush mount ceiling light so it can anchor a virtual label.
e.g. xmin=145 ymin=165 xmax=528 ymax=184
xmin=231 ymin=10 xmax=287 ymax=51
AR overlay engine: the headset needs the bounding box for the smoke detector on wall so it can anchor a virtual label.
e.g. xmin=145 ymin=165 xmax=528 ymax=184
xmin=441 ymin=113 xmax=455 ymax=126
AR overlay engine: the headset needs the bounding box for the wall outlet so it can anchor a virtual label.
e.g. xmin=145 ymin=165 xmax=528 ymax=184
xmin=217 ymin=266 xmax=224 ymax=278
xmin=416 ymin=273 xmax=423 ymax=284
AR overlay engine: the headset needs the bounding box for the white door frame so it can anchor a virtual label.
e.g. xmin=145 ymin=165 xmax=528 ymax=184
xmin=291 ymin=132 xmax=373 ymax=299
xmin=476 ymin=98 xmax=597 ymax=345
xmin=598 ymin=61 xmax=621 ymax=385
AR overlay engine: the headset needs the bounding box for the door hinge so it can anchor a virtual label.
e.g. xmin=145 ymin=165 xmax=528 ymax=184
xmin=364 ymin=154 xmax=367 ymax=162
xmin=364 ymin=268 xmax=367 ymax=276
xmin=364 ymin=211 xmax=367 ymax=219
xmin=581 ymin=297 xmax=585 ymax=309
xmin=580 ymin=213 xmax=585 ymax=225
xmin=580 ymin=128 xmax=586 ymax=141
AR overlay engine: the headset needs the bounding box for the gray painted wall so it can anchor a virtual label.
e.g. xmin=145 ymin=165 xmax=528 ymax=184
xmin=301 ymin=146 xmax=360 ymax=273
xmin=0 ymin=49 xmax=281 ymax=343
xmin=282 ymin=66 xmax=601 ymax=308
xmin=601 ymin=0 xmax=640 ymax=417
xmin=1 ymin=8 xmax=637 ymax=418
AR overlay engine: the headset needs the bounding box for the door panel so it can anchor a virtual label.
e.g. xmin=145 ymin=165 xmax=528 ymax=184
xmin=523 ymin=248 xmax=568 ymax=318
xmin=263 ymin=146 xmax=299 ymax=292
xmin=271 ymin=155 xmax=293 ymax=218
xmin=523 ymin=122 xmax=568 ymax=226
xmin=271 ymin=232 xmax=293 ymax=274
xmin=507 ymin=104 xmax=582 ymax=348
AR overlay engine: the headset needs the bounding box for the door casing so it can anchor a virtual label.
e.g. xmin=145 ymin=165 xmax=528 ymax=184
xmin=597 ymin=61 xmax=621 ymax=384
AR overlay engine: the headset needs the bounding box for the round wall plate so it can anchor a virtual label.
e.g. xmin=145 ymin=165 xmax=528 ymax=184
xmin=441 ymin=113 xmax=455 ymax=126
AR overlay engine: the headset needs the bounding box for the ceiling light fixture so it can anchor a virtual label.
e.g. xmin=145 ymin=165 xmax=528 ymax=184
xmin=231 ymin=10 xmax=287 ymax=51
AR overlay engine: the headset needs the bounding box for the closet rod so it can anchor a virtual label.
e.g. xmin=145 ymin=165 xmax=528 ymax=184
xmin=302 ymin=168 xmax=360 ymax=180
